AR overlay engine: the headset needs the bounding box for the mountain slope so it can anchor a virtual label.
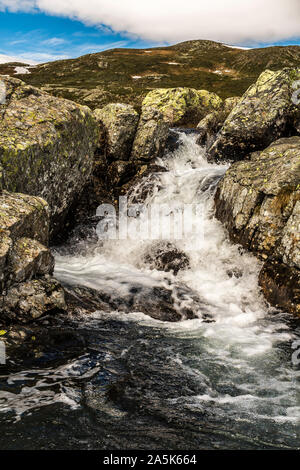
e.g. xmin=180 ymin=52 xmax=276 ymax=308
xmin=1 ymin=40 xmax=300 ymax=110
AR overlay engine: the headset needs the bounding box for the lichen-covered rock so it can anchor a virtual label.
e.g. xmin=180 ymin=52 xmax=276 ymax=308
xmin=1 ymin=278 xmax=66 ymax=323
xmin=208 ymin=68 xmax=300 ymax=162
xmin=0 ymin=191 xmax=63 ymax=324
xmin=0 ymin=191 xmax=49 ymax=245
xmin=131 ymin=107 xmax=169 ymax=162
xmin=9 ymin=237 xmax=54 ymax=283
xmin=196 ymin=97 xmax=241 ymax=147
xmin=214 ymin=137 xmax=300 ymax=315
xmin=142 ymin=87 xmax=222 ymax=127
xmin=0 ymin=75 xmax=100 ymax=237
xmin=94 ymin=103 xmax=139 ymax=161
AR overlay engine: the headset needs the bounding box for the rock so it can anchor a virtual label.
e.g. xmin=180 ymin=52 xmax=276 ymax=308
xmin=65 ymin=282 xmax=211 ymax=322
xmin=208 ymin=68 xmax=300 ymax=162
xmin=1 ymin=278 xmax=66 ymax=323
xmin=94 ymin=103 xmax=139 ymax=161
xmin=108 ymin=160 xmax=137 ymax=187
xmin=131 ymin=107 xmax=169 ymax=162
xmin=0 ymin=191 xmax=49 ymax=245
xmin=214 ymin=137 xmax=300 ymax=314
xmin=9 ymin=237 xmax=54 ymax=283
xmin=0 ymin=191 xmax=53 ymax=289
xmin=142 ymin=242 xmax=190 ymax=275
xmin=0 ymin=190 xmax=66 ymax=323
xmin=142 ymin=87 xmax=222 ymax=127
xmin=259 ymin=259 xmax=300 ymax=317
xmin=0 ymin=75 xmax=100 ymax=237
xmin=196 ymin=97 xmax=241 ymax=147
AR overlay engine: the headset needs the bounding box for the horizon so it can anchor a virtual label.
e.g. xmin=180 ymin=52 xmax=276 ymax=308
xmin=0 ymin=2 xmax=299 ymax=64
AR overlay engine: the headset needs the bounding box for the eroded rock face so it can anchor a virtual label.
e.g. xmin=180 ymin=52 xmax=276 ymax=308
xmin=0 ymin=75 xmax=100 ymax=237
xmin=94 ymin=103 xmax=139 ymax=161
xmin=196 ymin=97 xmax=241 ymax=147
xmin=142 ymin=87 xmax=222 ymax=127
xmin=214 ymin=137 xmax=300 ymax=315
xmin=131 ymin=107 xmax=169 ymax=162
xmin=208 ymin=68 xmax=300 ymax=162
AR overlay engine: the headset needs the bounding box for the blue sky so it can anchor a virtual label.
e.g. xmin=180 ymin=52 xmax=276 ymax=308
xmin=0 ymin=1 xmax=299 ymax=64
xmin=0 ymin=11 xmax=161 ymax=63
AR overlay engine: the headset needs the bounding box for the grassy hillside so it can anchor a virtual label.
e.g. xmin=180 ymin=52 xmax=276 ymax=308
xmin=1 ymin=40 xmax=300 ymax=110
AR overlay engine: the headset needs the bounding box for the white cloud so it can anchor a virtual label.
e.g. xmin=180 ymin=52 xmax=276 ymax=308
xmin=0 ymin=53 xmax=36 ymax=64
xmin=41 ymin=37 xmax=67 ymax=46
xmin=0 ymin=0 xmax=299 ymax=44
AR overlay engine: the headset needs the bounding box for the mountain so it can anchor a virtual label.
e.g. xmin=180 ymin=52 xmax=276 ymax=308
xmin=1 ymin=39 xmax=300 ymax=110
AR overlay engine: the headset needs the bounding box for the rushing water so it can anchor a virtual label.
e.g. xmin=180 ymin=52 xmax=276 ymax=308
xmin=0 ymin=133 xmax=299 ymax=450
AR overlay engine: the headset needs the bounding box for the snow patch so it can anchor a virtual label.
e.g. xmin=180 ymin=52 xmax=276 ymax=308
xmin=14 ymin=67 xmax=30 ymax=75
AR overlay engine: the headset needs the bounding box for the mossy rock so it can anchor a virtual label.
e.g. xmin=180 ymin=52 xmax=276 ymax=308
xmin=142 ymin=87 xmax=222 ymax=127
xmin=94 ymin=103 xmax=139 ymax=161
xmin=0 ymin=75 xmax=100 ymax=237
xmin=208 ymin=68 xmax=300 ymax=162
xmin=214 ymin=136 xmax=300 ymax=315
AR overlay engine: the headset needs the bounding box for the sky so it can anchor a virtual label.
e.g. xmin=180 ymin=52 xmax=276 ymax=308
xmin=0 ymin=0 xmax=299 ymax=64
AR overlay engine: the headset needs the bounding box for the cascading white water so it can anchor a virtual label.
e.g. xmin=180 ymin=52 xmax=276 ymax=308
xmin=54 ymin=133 xmax=300 ymax=429
xmin=0 ymin=133 xmax=299 ymax=447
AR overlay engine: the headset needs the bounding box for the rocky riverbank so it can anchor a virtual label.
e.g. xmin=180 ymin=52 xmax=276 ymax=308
xmin=0 ymin=69 xmax=299 ymax=327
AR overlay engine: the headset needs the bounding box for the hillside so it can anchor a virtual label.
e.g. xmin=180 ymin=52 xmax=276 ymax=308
xmin=1 ymin=39 xmax=300 ymax=110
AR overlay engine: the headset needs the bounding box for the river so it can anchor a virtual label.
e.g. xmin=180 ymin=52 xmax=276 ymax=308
xmin=0 ymin=133 xmax=299 ymax=449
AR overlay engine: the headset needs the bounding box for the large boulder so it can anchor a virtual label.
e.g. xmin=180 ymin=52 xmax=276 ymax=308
xmin=142 ymin=87 xmax=222 ymax=127
xmin=130 ymin=107 xmax=169 ymax=162
xmin=208 ymin=69 xmax=300 ymax=162
xmin=0 ymin=75 xmax=100 ymax=237
xmin=93 ymin=103 xmax=139 ymax=161
xmin=214 ymin=137 xmax=300 ymax=315
xmin=196 ymin=97 xmax=241 ymax=147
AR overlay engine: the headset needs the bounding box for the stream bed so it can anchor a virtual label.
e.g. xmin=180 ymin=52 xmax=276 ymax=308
xmin=0 ymin=133 xmax=299 ymax=450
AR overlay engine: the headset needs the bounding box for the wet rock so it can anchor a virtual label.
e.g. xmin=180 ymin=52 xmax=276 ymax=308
xmin=165 ymin=128 xmax=201 ymax=153
xmin=0 ymin=75 xmax=100 ymax=238
xmin=215 ymin=136 xmax=300 ymax=314
xmin=208 ymin=68 xmax=300 ymax=162
xmin=1 ymin=278 xmax=66 ymax=323
xmin=124 ymin=164 xmax=168 ymax=204
xmin=142 ymin=242 xmax=190 ymax=275
xmin=130 ymin=107 xmax=169 ymax=162
xmin=196 ymin=96 xmax=241 ymax=147
xmin=142 ymin=87 xmax=222 ymax=127
xmin=94 ymin=103 xmax=139 ymax=161
xmin=65 ymin=281 xmax=211 ymax=322
xmin=259 ymin=258 xmax=300 ymax=317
